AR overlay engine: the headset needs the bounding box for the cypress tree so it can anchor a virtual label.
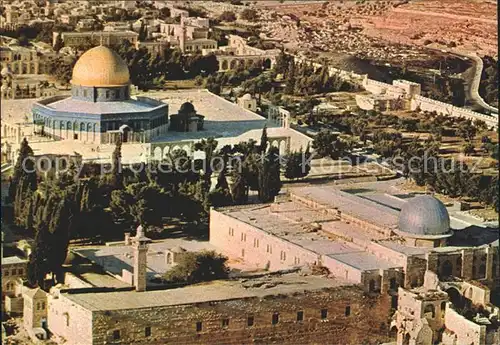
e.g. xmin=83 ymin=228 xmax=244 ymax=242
xmin=260 ymin=125 xmax=268 ymax=154
xmin=111 ymin=136 xmax=123 ymax=189
xmin=9 ymin=138 xmax=36 ymax=203
xmin=48 ymin=197 xmax=73 ymax=284
xmin=209 ymin=170 xmax=232 ymax=207
xmin=27 ymin=221 xmax=51 ymax=288
xmin=230 ymin=160 xmax=248 ymax=204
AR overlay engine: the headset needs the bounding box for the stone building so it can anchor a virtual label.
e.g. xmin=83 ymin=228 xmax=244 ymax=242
xmin=31 ymin=45 xmax=169 ymax=144
xmin=209 ymin=187 xmax=499 ymax=305
xmin=2 ymin=256 xmax=28 ymax=315
xmin=237 ymin=93 xmax=257 ymax=112
xmin=47 ymin=274 xmax=391 ymax=345
xmin=0 ymin=42 xmax=55 ymax=75
xmin=158 ymin=17 xmax=217 ymax=53
xmin=53 ymin=31 xmax=139 ymax=49
xmin=23 ymin=288 xmax=48 ymax=340
xmin=205 ymin=35 xmax=279 ymax=72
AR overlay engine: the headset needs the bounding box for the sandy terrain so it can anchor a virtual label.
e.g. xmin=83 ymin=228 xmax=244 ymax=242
xmin=260 ymin=0 xmax=497 ymax=58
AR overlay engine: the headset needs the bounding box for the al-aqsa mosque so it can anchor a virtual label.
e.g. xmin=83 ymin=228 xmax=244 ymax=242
xmin=32 ymin=46 xmax=169 ymax=144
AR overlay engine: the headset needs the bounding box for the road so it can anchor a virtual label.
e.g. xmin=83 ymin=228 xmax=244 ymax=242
xmin=451 ymin=50 xmax=499 ymax=115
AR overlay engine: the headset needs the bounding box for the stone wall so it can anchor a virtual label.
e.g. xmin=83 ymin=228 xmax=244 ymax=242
xmin=4 ymin=295 xmax=23 ymax=315
xmin=47 ymin=292 xmax=94 ymax=344
xmin=442 ymin=305 xmax=485 ymax=345
xmin=411 ymin=95 xmax=497 ymax=128
xmin=209 ymin=209 xmax=320 ymax=271
xmin=87 ymin=286 xmax=391 ymax=345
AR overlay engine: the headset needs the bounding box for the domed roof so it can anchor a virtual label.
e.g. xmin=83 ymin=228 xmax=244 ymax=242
xmin=179 ymin=102 xmax=195 ymax=113
xmin=71 ymin=46 xmax=130 ymax=87
xmin=397 ymin=195 xmax=452 ymax=238
xmin=241 ymin=93 xmax=253 ymax=100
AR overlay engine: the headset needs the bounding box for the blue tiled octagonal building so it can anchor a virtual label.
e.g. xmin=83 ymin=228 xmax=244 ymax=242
xmin=32 ymin=46 xmax=169 ymax=144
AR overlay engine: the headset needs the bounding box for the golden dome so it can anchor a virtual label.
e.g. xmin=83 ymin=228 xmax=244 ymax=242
xmin=71 ymin=46 xmax=130 ymax=87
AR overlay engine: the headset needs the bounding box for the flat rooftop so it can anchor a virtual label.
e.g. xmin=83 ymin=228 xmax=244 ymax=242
xmin=1 ymin=256 xmax=27 ymax=265
xmin=220 ymin=201 xmax=361 ymax=256
xmin=148 ymin=89 xmax=271 ymax=143
xmin=62 ymin=273 xmax=353 ymax=312
xmin=74 ymin=239 xmax=216 ymax=281
xmin=290 ymin=186 xmax=400 ymax=230
xmin=327 ymin=251 xmax=400 ymax=271
xmin=42 ymin=96 xmax=165 ymax=115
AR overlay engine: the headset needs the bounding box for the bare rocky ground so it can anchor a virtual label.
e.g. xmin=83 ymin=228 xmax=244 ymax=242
xmin=256 ymin=0 xmax=496 ymax=58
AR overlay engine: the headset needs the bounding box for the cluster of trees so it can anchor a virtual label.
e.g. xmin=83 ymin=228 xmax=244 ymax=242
xmin=399 ymin=140 xmax=498 ymax=211
xmin=48 ymin=40 xmax=219 ymax=89
xmin=0 ymin=22 xmax=73 ymax=45
xmin=240 ymin=8 xmax=259 ymax=21
xmin=275 ymin=52 xmax=359 ymax=96
xmin=163 ymin=251 xmax=229 ymax=284
xmin=479 ymin=56 xmax=498 ymax=108
xmin=47 ymin=55 xmax=77 ymax=88
xmin=219 ymin=10 xmax=237 ymax=22
xmin=9 ymin=130 xmax=313 ymax=288
xmin=205 ymin=60 xmax=266 ymax=94
xmin=114 ymin=40 xmax=218 ymax=88
xmin=311 ymin=130 xmax=346 ymax=159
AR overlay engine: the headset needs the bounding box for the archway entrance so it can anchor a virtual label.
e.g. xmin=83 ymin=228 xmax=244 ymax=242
xmin=119 ymin=125 xmax=131 ymax=143
xmin=446 ymin=287 xmax=464 ymax=310
xmin=440 ymin=260 xmax=453 ymax=277
xmin=263 ymin=58 xmax=272 ymax=69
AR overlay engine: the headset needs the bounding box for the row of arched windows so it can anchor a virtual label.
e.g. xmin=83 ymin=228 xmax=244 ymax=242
xmin=34 ymin=114 xmax=99 ymax=133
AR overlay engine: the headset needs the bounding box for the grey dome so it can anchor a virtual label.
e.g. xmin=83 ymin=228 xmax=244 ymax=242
xmin=398 ymin=195 xmax=451 ymax=238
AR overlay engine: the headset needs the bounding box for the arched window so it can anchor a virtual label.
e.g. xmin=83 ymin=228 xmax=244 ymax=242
xmin=403 ymin=333 xmax=411 ymax=345
xmin=369 ymin=279 xmax=376 ymax=292
xmin=441 ymin=301 xmax=446 ymax=311
xmin=456 ymin=256 xmax=462 ymax=275
xmin=479 ymin=264 xmax=486 ymax=278
xmin=440 ymin=260 xmax=453 ymax=277
xmin=424 ymin=304 xmax=435 ymax=318
xmin=389 ymin=278 xmax=398 ymax=290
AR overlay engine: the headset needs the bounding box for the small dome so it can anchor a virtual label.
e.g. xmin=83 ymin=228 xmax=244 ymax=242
xmin=241 ymin=93 xmax=253 ymax=100
xmin=9 ymin=39 xmax=19 ymax=46
xmin=71 ymin=46 xmax=130 ymax=87
xmin=398 ymin=195 xmax=451 ymax=238
xmin=179 ymin=102 xmax=195 ymax=114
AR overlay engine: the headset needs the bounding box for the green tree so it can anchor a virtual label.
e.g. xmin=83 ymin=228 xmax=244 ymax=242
xmin=111 ymin=136 xmax=123 ymax=189
xmin=209 ymin=170 xmax=233 ymax=207
xmin=53 ymin=34 xmax=64 ymax=52
xmin=260 ymin=125 xmax=268 ymax=153
xmin=457 ymin=119 xmax=477 ymax=142
xmin=285 ymin=150 xmax=308 ymax=180
xmin=219 ymin=10 xmax=236 ymax=22
xmin=462 ymin=142 xmax=475 ymax=156
xmin=258 ymin=147 xmax=281 ymax=202
xmin=8 ymin=138 xmax=36 ymax=202
xmin=312 ymin=130 xmax=345 ymax=159
xmin=27 ymin=220 xmax=51 ymax=288
xmin=240 ymin=8 xmax=258 ymax=21
xmin=163 ymin=251 xmax=229 ymax=284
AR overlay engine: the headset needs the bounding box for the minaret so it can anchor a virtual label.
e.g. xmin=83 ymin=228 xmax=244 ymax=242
xmin=133 ymin=225 xmax=150 ymax=292
xmin=179 ymin=25 xmax=187 ymax=53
